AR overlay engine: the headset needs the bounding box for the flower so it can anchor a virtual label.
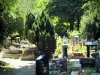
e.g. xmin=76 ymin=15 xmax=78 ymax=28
xmin=59 ymin=59 xmax=64 ymax=64
xmin=4 ymin=20 xmax=8 ymax=25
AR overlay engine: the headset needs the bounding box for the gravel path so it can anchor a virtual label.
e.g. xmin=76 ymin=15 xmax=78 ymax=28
xmin=0 ymin=58 xmax=36 ymax=75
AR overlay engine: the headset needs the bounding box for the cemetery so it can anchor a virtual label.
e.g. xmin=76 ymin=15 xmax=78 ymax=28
xmin=0 ymin=0 xmax=100 ymax=75
xmin=1 ymin=33 xmax=100 ymax=75
xmin=35 ymin=35 xmax=100 ymax=75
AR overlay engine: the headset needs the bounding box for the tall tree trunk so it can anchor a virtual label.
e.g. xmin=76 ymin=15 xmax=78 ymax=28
xmin=69 ymin=15 xmax=75 ymax=31
xmin=70 ymin=19 xmax=74 ymax=31
xmin=77 ymin=15 xmax=80 ymax=31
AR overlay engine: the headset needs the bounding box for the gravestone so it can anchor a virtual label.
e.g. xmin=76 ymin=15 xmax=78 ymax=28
xmin=95 ymin=52 xmax=100 ymax=72
xmin=85 ymin=41 xmax=97 ymax=57
xmin=80 ymin=58 xmax=95 ymax=68
xmin=62 ymin=41 xmax=68 ymax=72
xmin=73 ymin=63 xmax=82 ymax=75
xmin=15 ymin=37 xmax=21 ymax=44
xmin=62 ymin=41 xmax=68 ymax=58
xmin=91 ymin=72 xmax=100 ymax=75
xmin=71 ymin=71 xmax=78 ymax=75
xmin=36 ymin=51 xmax=49 ymax=75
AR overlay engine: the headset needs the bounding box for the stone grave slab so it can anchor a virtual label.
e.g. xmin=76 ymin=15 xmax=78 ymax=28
xmin=91 ymin=72 xmax=100 ymax=75
xmin=71 ymin=71 xmax=78 ymax=75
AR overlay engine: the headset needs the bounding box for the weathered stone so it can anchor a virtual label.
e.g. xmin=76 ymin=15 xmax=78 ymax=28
xmin=91 ymin=72 xmax=100 ymax=75
xmin=20 ymin=49 xmax=36 ymax=60
xmin=20 ymin=54 xmax=35 ymax=60
xmin=5 ymin=50 xmax=22 ymax=54
xmin=80 ymin=58 xmax=95 ymax=68
xmin=71 ymin=71 xmax=78 ymax=75
xmin=2 ymin=54 xmax=21 ymax=59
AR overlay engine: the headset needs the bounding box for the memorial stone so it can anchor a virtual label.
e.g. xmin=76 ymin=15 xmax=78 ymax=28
xmin=36 ymin=51 xmax=49 ymax=75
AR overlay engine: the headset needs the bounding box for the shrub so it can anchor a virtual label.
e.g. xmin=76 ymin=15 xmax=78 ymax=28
xmin=84 ymin=68 xmax=96 ymax=75
xmin=11 ymin=32 xmax=20 ymax=37
xmin=27 ymin=30 xmax=36 ymax=44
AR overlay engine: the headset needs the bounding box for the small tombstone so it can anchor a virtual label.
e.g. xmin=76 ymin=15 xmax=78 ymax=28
xmin=7 ymin=36 xmax=11 ymax=46
xmin=36 ymin=52 xmax=49 ymax=75
xmin=85 ymin=41 xmax=98 ymax=57
xmin=15 ymin=37 xmax=20 ymax=44
xmin=62 ymin=41 xmax=68 ymax=58
xmin=4 ymin=36 xmax=11 ymax=48
xmin=95 ymin=51 xmax=100 ymax=72
xmin=62 ymin=41 xmax=68 ymax=72
xmin=80 ymin=58 xmax=95 ymax=68
xmin=91 ymin=72 xmax=100 ymax=75
xmin=97 ymin=38 xmax=100 ymax=51
xmin=71 ymin=71 xmax=79 ymax=75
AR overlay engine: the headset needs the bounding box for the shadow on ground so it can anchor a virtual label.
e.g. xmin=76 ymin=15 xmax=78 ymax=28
xmin=0 ymin=61 xmax=36 ymax=75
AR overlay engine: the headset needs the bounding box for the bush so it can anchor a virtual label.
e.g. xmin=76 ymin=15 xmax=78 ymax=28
xmin=11 ymin=32 xmax=20 ymax=37
xmin=84 ymin=68 xmax=96 ymax=75
xmin=45 ymin=35 xmax=56 ymax=53
xmin=38 ymin=32 xmax=56 ymax=55
xmin=37 ymin=32 xmax=45 ymax=51
xmin=27 ymin=30 xmax=36 ymax=44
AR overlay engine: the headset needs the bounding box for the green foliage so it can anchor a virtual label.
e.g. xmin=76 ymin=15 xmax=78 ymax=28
xmin=68 ymin=30 xmax=81 ymax=38
xmin=1 ymin=0 xmax=100 ymax=53
xmin=56 ymin=46 xmax=61 ymax=55
xmin=36 ymin=13 xmax=56 ymax=53
xmin=55 ymin=36 xmax=63 ymax=58
xmin=55 ymin=18 xmax=69 ymax=37
xmin=3 ymin=13 xmax=24 ymax=36
xmin=33 ymin=12 xmax=55 ymax=38
xmin=24 ymin=12 xmax=56 ymax=54
xmin=0 ymin=0 xmax=50 ymax=39
xmin=26 ymin=13 xmax=35 ymax=30
xmin=68 ymin=63 xmax=74 ymax=73
xmin=11 ymin=32 xmax=19 ymax=37
xmin=80 ymin=0 xmax=100 ymax=39
xmin=84 ymin=68 xmax=96 ymax=75
xmin=49 ymin=16 xmax=59 ymax=26
xmin=0 ymin=0 xmax=17 ymax=11
xmin=33 ymin=0 xmax=50 ymax=15
xmin=47 ymin=0 xmax=84 ymax=31
xmin=81 ymin=46 xmax=87 ymax=51
xmin=27 ymin=30 xmax=36 ymax=44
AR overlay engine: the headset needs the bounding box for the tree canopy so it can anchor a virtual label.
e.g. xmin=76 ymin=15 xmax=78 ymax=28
xmin=0 ymin=0 xmax=100 ymax=41
xmin=80 ymin=0 xmax=100 ymax=39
